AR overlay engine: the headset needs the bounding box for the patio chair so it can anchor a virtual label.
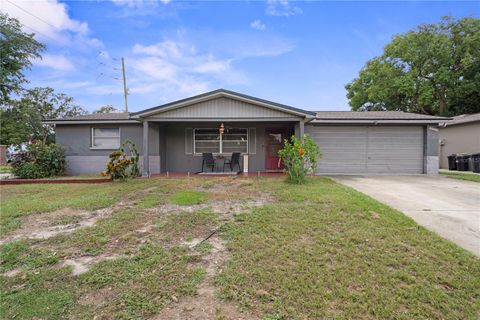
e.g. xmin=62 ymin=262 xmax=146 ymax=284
xmin=223 ymin=152 xmax=241 ymax=172
xmin=201 ymin=153 xmax=216 ymax=172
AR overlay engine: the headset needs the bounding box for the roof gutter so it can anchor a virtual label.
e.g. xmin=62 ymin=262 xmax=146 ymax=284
xmin=310 ymin=119 xmax=452 ymax=125
xmin=44 ymin=120 xmax=139 ymax=125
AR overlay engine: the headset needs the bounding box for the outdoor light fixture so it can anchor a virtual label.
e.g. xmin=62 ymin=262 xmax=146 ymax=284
xmin=219 ymin=122 xmax=225 ymax=135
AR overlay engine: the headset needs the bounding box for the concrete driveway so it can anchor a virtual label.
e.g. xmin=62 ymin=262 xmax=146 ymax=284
xmin=334 ymin=176 xmax=480 ymax=256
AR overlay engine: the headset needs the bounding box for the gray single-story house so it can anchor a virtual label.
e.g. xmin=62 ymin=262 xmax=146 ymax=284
xmin=438 ymin=113 xmax=480 ymax=169
xmin=47 ymin=89 xmax=449 ymax=176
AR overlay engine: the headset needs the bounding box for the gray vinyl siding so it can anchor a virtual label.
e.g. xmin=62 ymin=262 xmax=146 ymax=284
xmin=56 ymin=123 xmax=161 ymax=175
xmin=146 ymin=97 xmax=301 ymax=120
xmin=306 ymin=125 xmax=424 ymax=175
xmin=56 ymin=123 xmax=160 ymax=156
xmin=163 ymin=123 xmax=265 ymax=172
xmin=160 ymin=122 xmax=293 ymax=173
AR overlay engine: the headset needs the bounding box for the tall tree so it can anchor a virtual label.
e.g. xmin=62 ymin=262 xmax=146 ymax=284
xmin=93 ymin=105 xmax=120 ymax=114
xmin=0 ymin=13 xmax=45 ymax=104
xmin=346 ymin=16 xmax=480 ymax=116
xmin=0 ymin=87 xmax=86 ymax=145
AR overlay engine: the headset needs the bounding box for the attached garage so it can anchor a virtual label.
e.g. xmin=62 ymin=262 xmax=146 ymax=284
xmin=307 ymin=125 xmax=424 ymax=174
xmin=306 ymin=111 xmax=448 ymax=175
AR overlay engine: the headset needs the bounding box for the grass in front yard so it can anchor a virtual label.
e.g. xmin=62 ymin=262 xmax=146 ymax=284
xmin=0 ymin=240 xmax=59 ymax=273
xmin=0 ymin=179 xmax=166 ymax=234
xmin=0 ymin=267 xmax=77 ymax=319
xmin=136 ymin=193 xmax=167 ymax=208
xmin=1 ymin=177 xmax=479 ymax=319
xmin=440 ymin=171 xmax=480 ymax=182
xmin=0 ymin=165 xmax=11 ymax=173
xmin=216 ymin=177 xmax=480 ymax=319
xmin=171 ymin=190 xmax=206 ymax=205
xmin=77 ymin=245 xmax=205 ymax=319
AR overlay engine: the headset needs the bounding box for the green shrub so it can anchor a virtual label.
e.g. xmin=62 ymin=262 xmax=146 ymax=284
xmin=11 ymin=162 xmax=46 ymax=179
xmin=28 ymin=143 xmax=66 ymax=176
xmin=11 ymin=143 xmax=66 ymax=179
xmin=102 ymin=140 xmax=140 ymax=181
xmin=278 ymin=135 xmax=321 ymax=184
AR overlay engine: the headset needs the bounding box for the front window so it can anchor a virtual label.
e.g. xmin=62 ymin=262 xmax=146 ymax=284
xmin=92 ymin=128 xmax=120 ymax=149
xmin=194 ymin=128 xmax=247 ymax=154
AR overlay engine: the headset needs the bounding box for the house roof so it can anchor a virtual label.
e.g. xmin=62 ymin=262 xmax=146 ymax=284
xmin=130 ymin=89 xmax=317 ymax=118
xmin=44 ymin=112 xmax=137 ymax=124
xmin=57 ymin=113 xmax=131 ymax=121
xmin=445 ymin=113 xmax=480 ymax=126
xmin=45 ymin=90 xmax=451 ymax=125
xmin=315 ymin=111 xmax=449 ymax=120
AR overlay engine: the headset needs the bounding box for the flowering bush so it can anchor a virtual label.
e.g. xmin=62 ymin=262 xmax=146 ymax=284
xmin=11 ymin=142 xmax=66 ymax=179
xmin=102 ymin=140 xmax=140 ymax=181
xmin=278 ymin=135 xmax=321 ymax=184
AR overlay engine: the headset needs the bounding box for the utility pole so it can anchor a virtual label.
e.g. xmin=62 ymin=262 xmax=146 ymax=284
xmin=121 ymin=57 xmax=128 ymax=112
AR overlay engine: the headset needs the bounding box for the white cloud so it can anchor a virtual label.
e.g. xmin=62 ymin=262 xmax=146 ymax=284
xmin=133 ymin=40 xmax=185 ymax=59
xmin=129 ymin=39 xmax=246 ymax=97
xmin=2 ymin=0 xmax=102 ymax=48
xmin=250 ymin=19 xmax=266 ymax=31
xmin=193 ymin=59 xmax=230 ymax=74
xmin=111 ymin=0 xmax=171 ymax=8
xmin=34 ymin=53 xmax=75 ymax=71
xmin=132 ymin=56 xmax=178 ymax=80
xmin=266 ymin=0 xmax=302 ymax=17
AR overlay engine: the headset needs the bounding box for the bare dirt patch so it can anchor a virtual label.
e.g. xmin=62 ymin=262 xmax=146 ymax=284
xmin=0 ymin=208 xmax=113 ymax=245
xmin=153 ymin=234 xmax=257 ymax=320
xmin=2 ymin=268 xmax=20 ymax=277
xmin=61 ymin=253 xmax=123 ymax=276
xmin=150 ymin=189 xmax=269 ymax=319
xmin=78 ymin=286 xmax=117 ymax=308
xmin=150 ymin=194 xmax=271 ymax=218
xmin=0 ymin=196 xmax=142 ymax=246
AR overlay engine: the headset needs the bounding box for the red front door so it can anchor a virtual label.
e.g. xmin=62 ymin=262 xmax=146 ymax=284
xmin=265 ymin=129 xmax=285 ymax=171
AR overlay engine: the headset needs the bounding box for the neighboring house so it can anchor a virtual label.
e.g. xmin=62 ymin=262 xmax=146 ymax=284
xmin=439 ymin=113 xmax=480 ymax=169
xmin=46 ymin=89 xmax=449 ymax=176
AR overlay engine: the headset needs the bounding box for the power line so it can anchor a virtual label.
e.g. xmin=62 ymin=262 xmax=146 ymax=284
xmin=6 ymin=0 xmax=60 ymax=31
xmin=20 ymin=22 xmax=67 ymax=47
xmin=3 ymin=1 xmax=126 ymax=98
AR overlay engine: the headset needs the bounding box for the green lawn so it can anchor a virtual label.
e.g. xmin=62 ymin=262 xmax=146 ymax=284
xmin=0 ymin=165 xmax=11 ymax=173
xmin=440 ymin=171 xmax=480 ymax=182
xmin=0 ymin=177 xmax=478 ymax=319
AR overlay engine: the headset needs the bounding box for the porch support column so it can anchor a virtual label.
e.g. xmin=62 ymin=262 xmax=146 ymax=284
xmin=298 ymin=120 xmax=305 ymax=142
xmin=142 ymin=120 xmax=150 ymax=177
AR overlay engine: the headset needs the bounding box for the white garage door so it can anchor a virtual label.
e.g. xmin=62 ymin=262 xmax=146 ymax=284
xmin=307 ymin=126 xmax=424 ymax=175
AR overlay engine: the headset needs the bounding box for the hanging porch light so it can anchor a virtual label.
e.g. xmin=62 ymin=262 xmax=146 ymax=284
xmin=219 ymin=122 xmax=225 ymax=135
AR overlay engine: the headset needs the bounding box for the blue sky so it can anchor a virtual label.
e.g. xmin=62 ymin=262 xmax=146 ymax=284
xmin=2 ymin=0 xmax=479 ymax=112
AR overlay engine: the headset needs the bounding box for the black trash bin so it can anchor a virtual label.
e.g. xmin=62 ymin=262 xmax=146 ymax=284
xmin=447 ymin=154 xmax=457 ymax=170
xmin=471 ymin=153 xmax=480 ymax=173
xmin=456 ymin=154 xmax=470 ymax=171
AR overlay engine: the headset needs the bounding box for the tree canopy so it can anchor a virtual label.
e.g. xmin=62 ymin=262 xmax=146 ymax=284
xmin=0 ymin=13 xmax=45 ymax=104
xmin=345 ymin=16 xmax=480 ymax=116
xmin=93 ymin=105 xmax=120 ymax=114
xmin=0 ymin=14 xmax=87 ymax=146
xmin=0 ymin=87 xmax=86 ymax=146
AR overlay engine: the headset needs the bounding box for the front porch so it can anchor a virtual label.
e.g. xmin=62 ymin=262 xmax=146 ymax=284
xmin=140 ymin=121 xmax=302 ymax=176
xmin=129 ymin=89 xmax=315 ymax=176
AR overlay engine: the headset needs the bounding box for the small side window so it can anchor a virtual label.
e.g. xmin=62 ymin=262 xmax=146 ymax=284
xmin=92 ymin=128 xmax=120 ymax=149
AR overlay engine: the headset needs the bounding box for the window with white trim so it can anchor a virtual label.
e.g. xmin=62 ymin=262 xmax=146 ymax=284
xmin=193 ymin=128 xmax=248 ymax=154
xmin=92 ymin=128 xmax=120 ymax=149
